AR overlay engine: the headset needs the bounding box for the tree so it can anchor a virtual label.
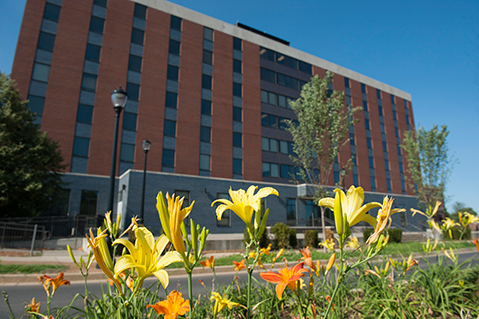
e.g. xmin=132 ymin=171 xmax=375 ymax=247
xmin=450 ymin=201 xmax=477 ymax=222
xmin=285 ymin=72 xmax=361 ymax=239
xmin=401 ymin=125 xmax=453 ymax=210
xmin=0 ymin=73 xmax=66 ymax=218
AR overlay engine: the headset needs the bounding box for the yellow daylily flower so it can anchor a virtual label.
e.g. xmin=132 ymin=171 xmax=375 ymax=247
xmin=366 ymin=196 xmax=406 ymax=244
xmin=459 ymin=212 xmax=479 ymax=228
xmin=113 ymin=228 xmax=183 ymax=289
xmin=441 ymin=217 xmax=459 ymax=239
xmin=423 ymin=238 xmax=438 ymax=254
xmin=211 ymin=185 xmax=279 ymax=228
xmin=318 ymin=186 xmax=382 ymax=234
xmin=318 ymin=238 xmax=335 ymax=251
xmin=210 ymin=292 xmax=244 ymax=316
xmin=260 ymin=244 xmax=272 ymax=255
xmin=156 ymin=192 xmax=194 ymax=258
xmin=345 ymin=236 xmax=360 ymax=249
xmin=365 ymin=262 xmax=390 ymax=278
xmin=104 ymin=211 xmax=121 ymax=240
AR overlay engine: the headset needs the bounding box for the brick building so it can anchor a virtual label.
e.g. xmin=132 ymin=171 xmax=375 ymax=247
xmin=11 ymin=0 xmax=422 ymax=233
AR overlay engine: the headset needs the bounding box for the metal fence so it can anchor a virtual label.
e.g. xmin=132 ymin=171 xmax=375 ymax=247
xmin=0 ymin=222 xmax=45 ymax=253
xmin=0 ymin=215 xmax=102 ymax=239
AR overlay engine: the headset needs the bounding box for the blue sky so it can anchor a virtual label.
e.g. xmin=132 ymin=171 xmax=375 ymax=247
xmin=1 ymin=0 xmax=478 ymax=214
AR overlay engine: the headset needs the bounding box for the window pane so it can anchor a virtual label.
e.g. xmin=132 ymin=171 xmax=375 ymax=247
xmin=361 ymin=83 xmax=366 ymax=94
xmin=203 ymin=27 xmax=213 ymax=41
xmin=94 ymin=0 xmax=107 ymax=7
xmin=169 ymin=39 xmax=180 ymax=55
xmin=44 ymin=3 xmax=61 ymax=22
xmin=280 ymin=165 xmax=289 ymax=178
xmin=170 ymin=16 xmax=182 ymax=30
xmin=200 ymin=154 xmax=210 ymax=170
xmin=278 ymin=95 xmax=286 ymax=108
xmin=89 ymin=16 xmax=105 ymax=34
xmin=165 ymin=91 xmax=177 ymax=108
xmin=299 ymin=61 xmax=312 ymax=74
xmin=28 ymin=95 xmax=45 ymax=115
xmin=162 ymin=149 xmax=175 ymax=167
xmin=367 ymin=138 xmax=372 ymax=149
xmin=384 ymin=160 xmax=390 ymax=171
xmin=233 ymin=107 xmax=242 ymax=122
xmin=262 ymin=162 xmax=271 ymax=177
xmin=38 ymin=32 xmax=55 ymax=51
xmin=85 ymin=44 xmax=101 ymax=61
xmin=269 ymin=139 xmax=277 ymax=152
xmin=261 ymin=137 xmax=269 ymax=151
xmin=260 ymin=68 xmax=268 ymax=81
xmin=123 ymin=112 xmax=137 ymax=131
xmin=81 ymin=73 xmax=97 ymax=91
xmin=365 ymin=119 xmax=370 ymax=130
xmin=203 ymin=50 xmax=212 ymax=65
xmin=126 ymin=82 xmax=140 ymax=101
xmin=277 ymin=73 xmax=285 ymax=86
xmin=77 ymin=104 xmax=93 ymax=123
xmin=268 ymin=92 xmax=276 ymax=105
xmin=233 ymin=37 xmax=242 ymax=51
xmin=134 ymin=3 xmax=147 ymax=19
xmin=200 ymin=126 xmax=210 ymax=142
xmin=32 ymin=63 xmax=50 ymax=82
xmin=261 ymin=113 xmax=268 ymax=127
xmin=73 ymin=137 xmax=90 ymax=157
xmin=279 ymin=117 xmax=287 ymax=130
xmin=261 ymin=90 xmax=268 ymax=103
xmin=202 ymin=74 xmax=212 ymax=90
xmin=233 ymin=158 xmax=242 ymax=174
xmin=201 ymin=99 xmax=211 ymax=115
xmin=268 ymin=70 xmax=275 ymax=82
xmin=370 ymin=177 xmax=376 ymax=188
xmin=120 ymin=143 xmax=135 ymax=162
xmin=233 ymin=132 xmax=242 ymax=147
xmin=271 ymin=163 xmax=278 ymax=177
xmin=131 ymin=28 xmax=144 ymax=46
xmin=286 ymin=198 xmax=296 ymax=225
xmin=128 ymin=55 xmax=142 ymax=72
xmin=269 ymin=115 xmax=277 ymax=128
xmin=280 ymin=140 xmax=288 ymax=154
xmin=369 ymin=157 xmax=374 ymax=168
xmin=233 ymin=82 xmax=241 ymax=97
xmin=164 ymin=120 xmax=176 ymax=136
xmin=80 ymin=190 xmax=98 ymax=216
xmin=167 ymin=65 xmax=179 ymax=81
xmin=233 ymin=59 xmax=241 ymax=73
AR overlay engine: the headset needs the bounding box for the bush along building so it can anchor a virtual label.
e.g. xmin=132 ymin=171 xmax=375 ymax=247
xmin=11 ymin=0 xmax=424 ymax=235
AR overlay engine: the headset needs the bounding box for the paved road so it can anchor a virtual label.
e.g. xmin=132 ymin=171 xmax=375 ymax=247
xmin=2 ymin=252 xmax=478 ymax=318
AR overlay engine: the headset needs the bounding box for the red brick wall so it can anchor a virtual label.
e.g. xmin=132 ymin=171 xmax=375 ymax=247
xmin=211 ymin=31 xmax=233 ymax=178
xmin=243 ymin=41 xmax=262 ymax=181
xmin=88 ymin=0 xmax=133 ymax=175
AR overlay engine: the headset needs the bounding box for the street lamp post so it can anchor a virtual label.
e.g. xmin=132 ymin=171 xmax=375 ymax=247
xmin=107 ymin=86 xmax=128 ymax=214
xmin=340 ymin=168 xmax=346 ymax=193
xmin=140 ymin=139 xmax=151 ymax=224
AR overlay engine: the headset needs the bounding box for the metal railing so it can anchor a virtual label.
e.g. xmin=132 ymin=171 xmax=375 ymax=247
xmin=0 ymin=222 xmax=45 ymax=253
xmin=0 ymin=215 xmax=102 ymax=239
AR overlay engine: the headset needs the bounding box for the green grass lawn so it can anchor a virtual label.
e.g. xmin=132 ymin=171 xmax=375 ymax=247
xmin=0 ymin=263 xmax=68 ymax=274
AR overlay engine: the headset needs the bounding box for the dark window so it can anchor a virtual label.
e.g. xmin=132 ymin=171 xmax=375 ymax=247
xmin=277 ymin=73 xmax=285 ymax=86
xmin=162 ymin=149 xmax=175 ymax=167
xmin=28 ymin=95 xmax=45 ymax=115
xmin=89 ymin=16 xmax=105 ymax=34
xmin=351 ymin=154 xmax=357 ymax=165
xmin=406 ymin=115 xmax=410 ymax=125
xmin=380 ymin=123 xmax=385 ymax=133
xmin=401 ymin=180 xmax=406 ymax=192
xmin=169 ymin=39 xmax=180 ymax=55
xmin=201 ymin=99 xmax=211 ymax=115
xmin=203 ymin=27 xmax=213 ymax=41
xmin=350 ymin=133 xmax=355 ymax=145
xmin=134 ymin=3 xmax=147 ymax=19
xmin=361 ymin=83 xmax=366 ymax=94
xmin=397 ymin=145 xmax=402 ymax=155
xmin=390 ymin=94 xmax=395 ymax=104
xmin=233 ymin=158 xmax=242 ymax=174
xmin=260 ymin=68 xmax=275 ymax=83
xmin=399 ymin=162 xmax=404 ymax=173
xmin=233 ymin=132 xmax=242 ymax=147
xmin=378 ymin=106 xmax=383 ymax=116
xmin=369 ymin=157 xmax=374 ymax=168
xmin=233 ymin=82 xmax=242 ymax=97
xmin=46 ymin=188 xmax=70 ymax=216
xmin=77 ymin=104 xmax=93 ymax=123
xmin=344 ymin=77 xmax=350 ymax=88
xmin=164 ymin=120 xmax=176 ymax=137
xmin=233 ymin=107 xmax=242 ymax=122
xmin=353 ymin=174 xmax=359 ymax=185
xmin=376 ymin=89 xmax=381 ymax=99
xmin=80 ymin=190 xmax=98 ymax=216
xmin=260 ymin=47 xmax=275 ymax=61
xmin=298 ymin=61 xmax=312 ymax=74
xmin=94 ymin=0 xmax=107 ymax=7
xmin=126 ymin=82 xmax=140 ymax=101
xmin=286 ymin=199 xmax=296 ymax=226
xmin=365 ymin=119 xmax=370 ymax=131
xmin=334 ymin=171 xmax=340 ymax=184
xmin=38 ymin=32 xmax=55 ymax=51
xmin=85 ymin=44 xmax=101 ymax=62
xmin=233 ymin=37 xmax=242 ymax=51
xmin=279 ymin=117 xmax=288 ymax=130
xmin=44 ymin=3 xmax=61 ymax=22
xmin=367 ymin=138 xmax=372 ymax=149
xmin=81 ymin=73 xmax=97 ymax=91
xmin=165 ymin=91 xmax=177 ymax=108
xmin=269 ymin=115 xmax=278 ymax=128
xmin=32 ymin=63 xmax=50 ymax=82
xmin=371 ymin=177 xmax=376 ymax=189
xmin=233 ymin=59 xmax=242 ymax=73
xmin=363 ymin=100 xmax=368 ymax=111
xmin=395 ymin=127 xmax=399 ymax=137
xmin=385 ymin=160 xmax=390 ymax=171
xmin=128 ymin=55 xmax=142 ymax=72
xmin=203 ymin=50 xmax=212 ymax=65
xmin=131 ymin=28 xmax=144 ymax=46
xmin=170 ymin=15 xmax=182 ymax=30
xmin=123 ymin=112 xmax=137 ymax=131
xmin=120 ymin=143 xmax=135 ymax=162
xmin=386 ymin=178 xmax=391 ymax=190
xmin=202 ymin=74 xmax=212 ymax=90
xmin=167 ymin=65 xmax=179 ymax=81
xmin=199 ymin=154 xmax=210 ymax=171
xmin=393 ymin=110 xmax=397 ymax=120
xmin=261 ymin=113 xmax=268 ymax=127
xmin=200 ymin=126 xmax=210 ymax=142
xmin=73 ymin=137 xmax=90 ymax=157
xmin=383 ymin=141 xmax=387 ymax=152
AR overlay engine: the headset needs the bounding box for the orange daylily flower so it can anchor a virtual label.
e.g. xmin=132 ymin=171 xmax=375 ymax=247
xmin=260 ymin=262 xmax=308 ymax=300
xmin=471 ymin=238 xmax=479 ymax=252
xmin=44 ymin=273 xmax=70 ymax=296
xmin=26 ymin=297 xmax=41 ymax=312
xmin=147 ymin=290 xmax=190 ymax=319
xmin=200 ymin=256 xmax=215 ymax=271
xmin=299 ymin=247 xmax=316 ymax=271
xmin=233 ymin=259 xmax=246 ymax=272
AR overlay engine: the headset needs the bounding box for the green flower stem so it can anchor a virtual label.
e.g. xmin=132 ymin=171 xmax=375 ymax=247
xmin=187 ymin=271 xmax=193 ymax=319
xmin=246 ymin=267 xmax=253 ymax=319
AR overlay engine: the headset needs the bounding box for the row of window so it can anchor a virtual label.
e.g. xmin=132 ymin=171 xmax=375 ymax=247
xmin=260 ymin=89 xmax=294 ymax=109
xmin=261 ymin=137 xmax=294 ymax=155
xmin=261 ymin=113 xmax=294 ymax=130
xmin=259 ymin=47 xmax=312 ymax=74
xmin=260 ymin=68 xmax=307 ymax=91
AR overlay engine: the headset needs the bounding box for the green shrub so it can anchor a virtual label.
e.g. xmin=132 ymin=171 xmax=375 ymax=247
xmin=388 ymin=228 xmax=402 ymax=243
xmin=243 ymin=227 xmax=270 ymax=249
xmin=289 ymin=228 xmax=297 ymax=248
xmin=271 ymin=223 xmax=290 ymax=249
xmin=304 ymin=230 xmax=319 ymax=247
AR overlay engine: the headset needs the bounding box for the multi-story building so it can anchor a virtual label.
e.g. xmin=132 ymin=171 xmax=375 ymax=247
xmin=11 ymin=0 xmax=422 ymax=233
